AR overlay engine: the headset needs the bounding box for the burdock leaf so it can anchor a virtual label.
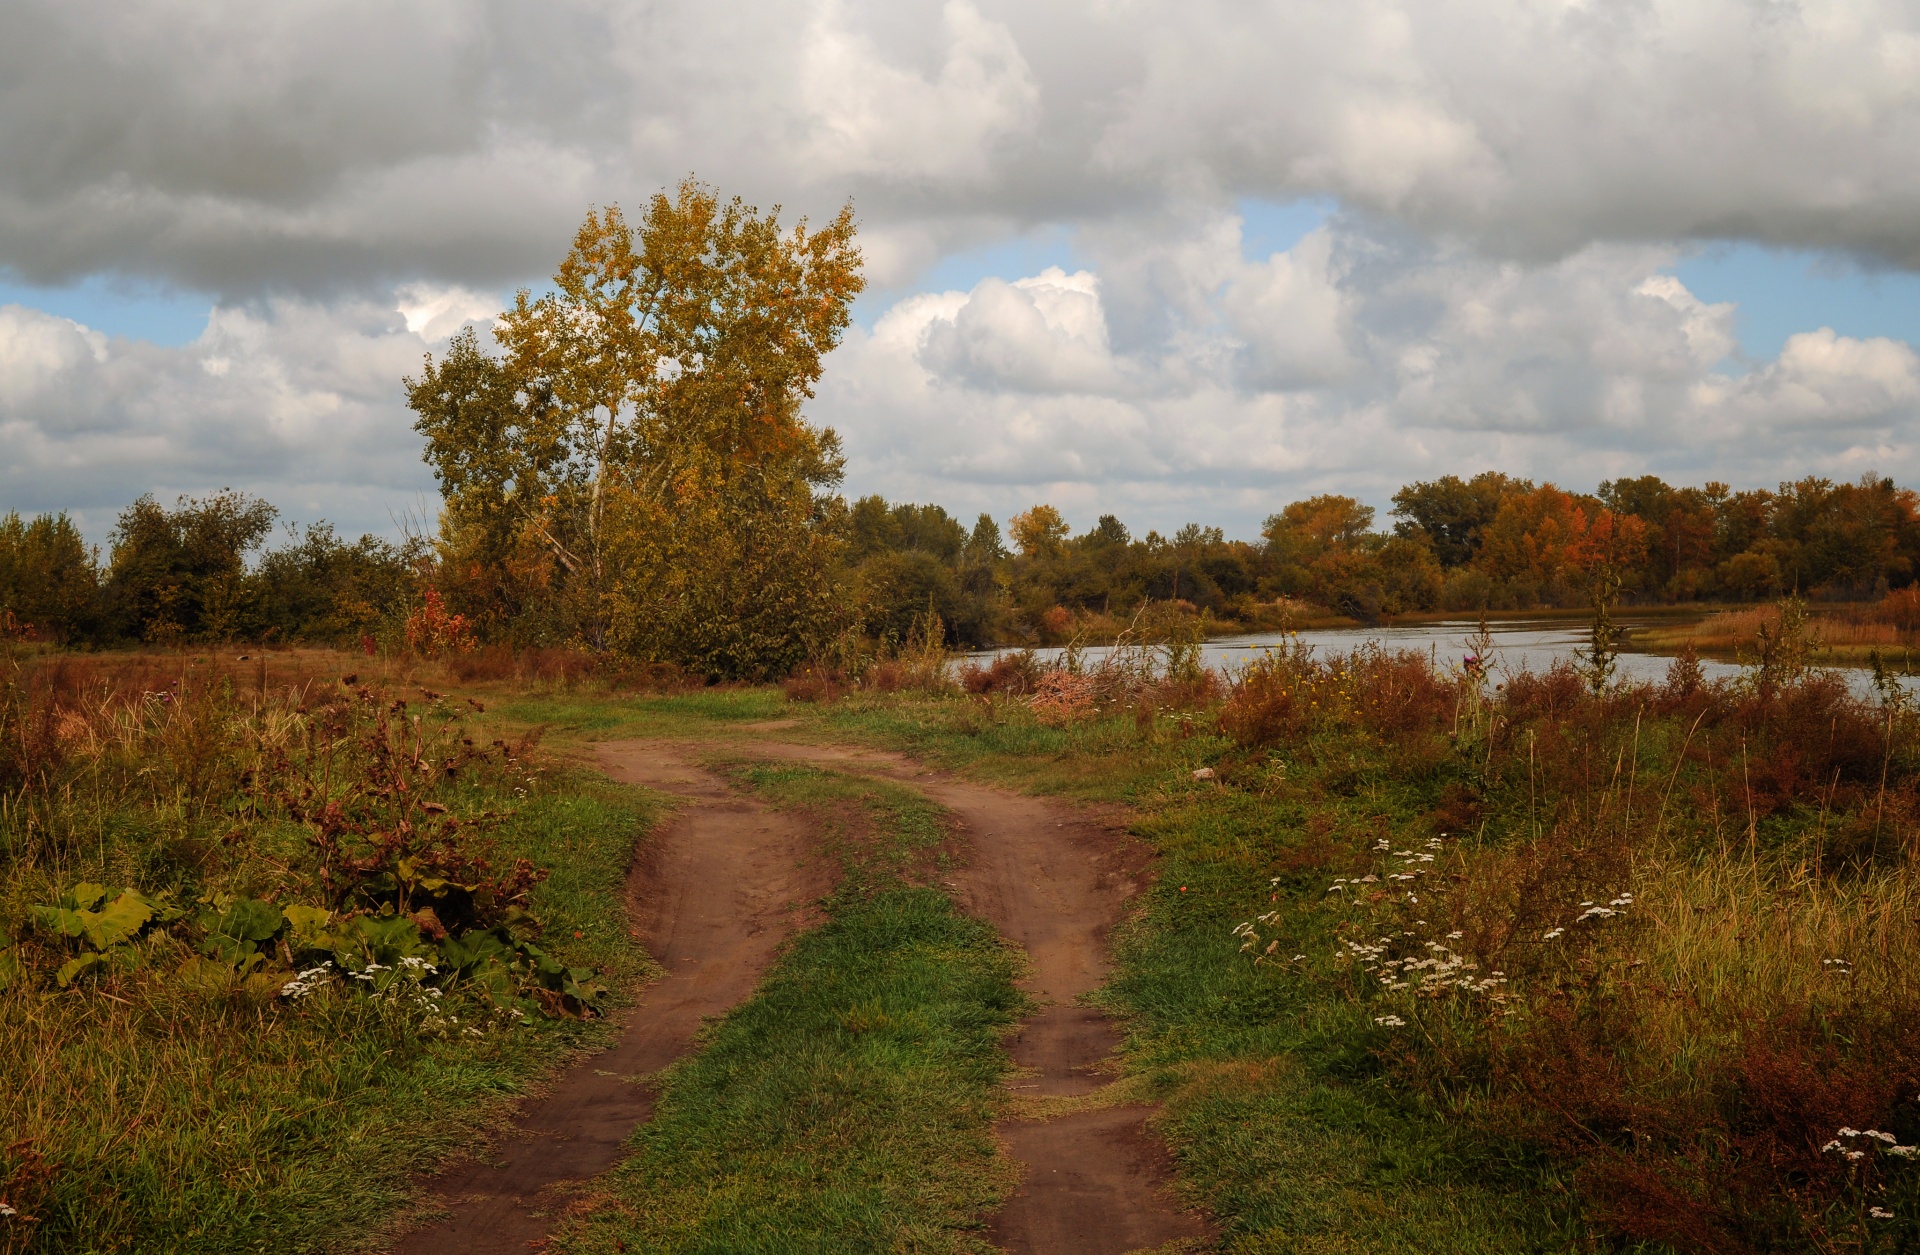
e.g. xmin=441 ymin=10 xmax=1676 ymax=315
xmin=84 ymin=893 xmax=155 ymax=950
xmin=32 ymin=905 xmax=89 ymax=939
xmin=219 ymin=899 xmax=284 ymax=943
xmin=282 ymin=904 xmax=333 ymax=945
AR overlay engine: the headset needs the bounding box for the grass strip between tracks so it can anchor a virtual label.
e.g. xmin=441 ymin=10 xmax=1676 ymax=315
xmin=557 ymin=761 xmax=1025 ymax=1255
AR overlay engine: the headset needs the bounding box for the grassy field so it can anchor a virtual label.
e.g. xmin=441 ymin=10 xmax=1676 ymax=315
xmin=1634 ymin=597 xmax=1920 ymax=666
xmin=14 ymin=626 xmax=1920 ymax=1254
xmin=747 ymin=635 xmax=1920 ymax=1252
xmin=505 ymin=683 xmax=1575 ymax=1250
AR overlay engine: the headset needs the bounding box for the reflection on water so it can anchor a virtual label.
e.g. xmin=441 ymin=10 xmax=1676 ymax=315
xmin=967 ymin=615 xmax=1895 ymax=698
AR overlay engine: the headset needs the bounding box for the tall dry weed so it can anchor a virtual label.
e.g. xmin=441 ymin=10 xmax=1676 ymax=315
xmin=1226 ymin=640 xmax=1920 ymax=1250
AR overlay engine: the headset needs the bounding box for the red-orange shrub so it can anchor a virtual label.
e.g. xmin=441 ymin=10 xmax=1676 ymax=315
xmin=404 ymin=588 xmax=476 ymax=658
xmin=959 ymin=651 xmax=1039 ymax=696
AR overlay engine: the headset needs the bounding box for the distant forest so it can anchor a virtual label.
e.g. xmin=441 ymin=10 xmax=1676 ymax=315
xmin=3 ymin=471 xmax=1916 ymax=662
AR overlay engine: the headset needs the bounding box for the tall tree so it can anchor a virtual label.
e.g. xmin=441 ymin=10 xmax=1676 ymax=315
xmin=1392 ymin=472 xmax=1530 ymax=568
xmin=0 ymin=513 xmax=98 ymax=642
xmin=1009 ymin=505 xmax=1069 ymax=559
xmin=409 ymin=180 xmax=863 ymax=673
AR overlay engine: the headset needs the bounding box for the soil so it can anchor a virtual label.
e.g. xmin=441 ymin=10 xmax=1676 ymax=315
xmin=741 ymin=742 xmax=1216 ymax=1253
xmin=390 ymin=743 xmax=829 ymax=1255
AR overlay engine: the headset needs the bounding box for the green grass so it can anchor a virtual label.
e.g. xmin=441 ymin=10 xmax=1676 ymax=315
xmin=558 ymin=760 xmax=1025 ymax=1255
xmin=526 ymin=684 xmax=1570 ymax=1249
xmin=1107 ymin=785 xmax=1575 ymax=1252
xmin=3 ymin=732 xmax=662 ymax=1254
xmin=493 ymin=686 xmax=792 ymax=744
xmin=478 ymin=685 xmax=1585 ymax=1249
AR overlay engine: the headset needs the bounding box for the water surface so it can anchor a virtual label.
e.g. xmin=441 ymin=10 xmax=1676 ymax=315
xmin=965 ymin=613 xmax=1882 ymax=692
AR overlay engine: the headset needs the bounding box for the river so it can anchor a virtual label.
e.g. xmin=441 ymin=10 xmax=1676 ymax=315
xmin=966 ymin=614 xmax=1896 ymax=697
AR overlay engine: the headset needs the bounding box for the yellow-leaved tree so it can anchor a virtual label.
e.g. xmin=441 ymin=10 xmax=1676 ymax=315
xmin=409 ymin=180 xmax=863 ymax=675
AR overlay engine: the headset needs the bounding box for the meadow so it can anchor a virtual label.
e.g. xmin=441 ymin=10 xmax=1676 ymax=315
xmin=7 ymin=609 xmax=1920 ymax=1253
xmin=1637 ymin=591 xmax=1920 ymax=666
xmin=782 ymin=620 xmax=1920 ymax=1253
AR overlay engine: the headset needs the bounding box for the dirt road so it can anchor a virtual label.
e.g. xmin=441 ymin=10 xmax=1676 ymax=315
xmin=394 ymin=734 xmax=1208 ymax=1254
xmin=745 ymin=742 xmax=1215 ymax=1254
xmin=392 ymin=744 xmax=828 ymax=1255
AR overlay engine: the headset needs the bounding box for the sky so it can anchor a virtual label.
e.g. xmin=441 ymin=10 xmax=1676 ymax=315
xmin=5 ymin=0 xmax=1920 ymax=547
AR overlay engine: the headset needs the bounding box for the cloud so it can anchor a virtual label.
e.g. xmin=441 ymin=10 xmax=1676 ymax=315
xmin=1702 ymin=328 xmax=1920 ymax=434
xmin=6 ymin=0 xmax=1920 ymax=299
xmin=4 ymin=210 xmax=1917 ymax=546
xmin=1223 ymin=228 xmax=1356 ymax=388
xmin=798 ymin=1 xmax=1039 ymax=183
xmin=1092 ymin=0 xmax=1920 ymax=262
xmin=816 ymin=211 xmax=1920 ymax=534
xmin=0 ymin=297 xmax=442 ymax=539
xmin=4 ymin=0 xmax=1920 ymax=541
xmin=918 ymin=268 xmax=1124 ymax=394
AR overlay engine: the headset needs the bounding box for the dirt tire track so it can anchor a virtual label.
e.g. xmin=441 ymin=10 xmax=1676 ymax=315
xmin=740 ymin=741 xmax=1215 ymax=1255
xmin=391 ymin=744 xmax=829 ymax=1255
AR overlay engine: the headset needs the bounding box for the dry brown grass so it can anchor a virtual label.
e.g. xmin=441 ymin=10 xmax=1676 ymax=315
xmin=1643 ymin=594 xmax=1920 ymax=665
xmin=1223 ymin=639 xmax=1920 ymax=1251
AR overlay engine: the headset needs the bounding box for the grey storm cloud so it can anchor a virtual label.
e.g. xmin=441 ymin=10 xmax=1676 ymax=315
xmin=6 ymin=0 xmax=1920 ymax=295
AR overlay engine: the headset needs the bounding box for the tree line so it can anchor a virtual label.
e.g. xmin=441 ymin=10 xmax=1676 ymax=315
xmin=838 ymin=470 xmax=1920 ymax=647
xmin=6 ymin=182 xmax=1920 ymax=672
xmin=0 ymin=493 xmax=418 ymax=650
xmin=8 ymin=468 xmax=1915 ymax=663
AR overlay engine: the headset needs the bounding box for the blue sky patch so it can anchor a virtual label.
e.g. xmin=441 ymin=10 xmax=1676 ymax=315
xmin=1672 ymin=243 xmax=1920 ymax=362
xmin=0 ymin=272 xmax=214 ymax=346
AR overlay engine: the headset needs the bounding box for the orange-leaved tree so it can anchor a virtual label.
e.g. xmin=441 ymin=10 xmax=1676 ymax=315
xmin=1008 ymin=505 xmax=1069 ymax=559
xmin=1567 ymin=507 xmax=1650 ymax=691
xmin=410 ymin=180 xmax=863 ymax=674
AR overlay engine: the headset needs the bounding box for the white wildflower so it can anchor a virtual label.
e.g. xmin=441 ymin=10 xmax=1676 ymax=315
xmin=280 ymin=961 xmax=336 ymax=1000
xmin=1374 ymin=1014 xmax=1407 ymax=1027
